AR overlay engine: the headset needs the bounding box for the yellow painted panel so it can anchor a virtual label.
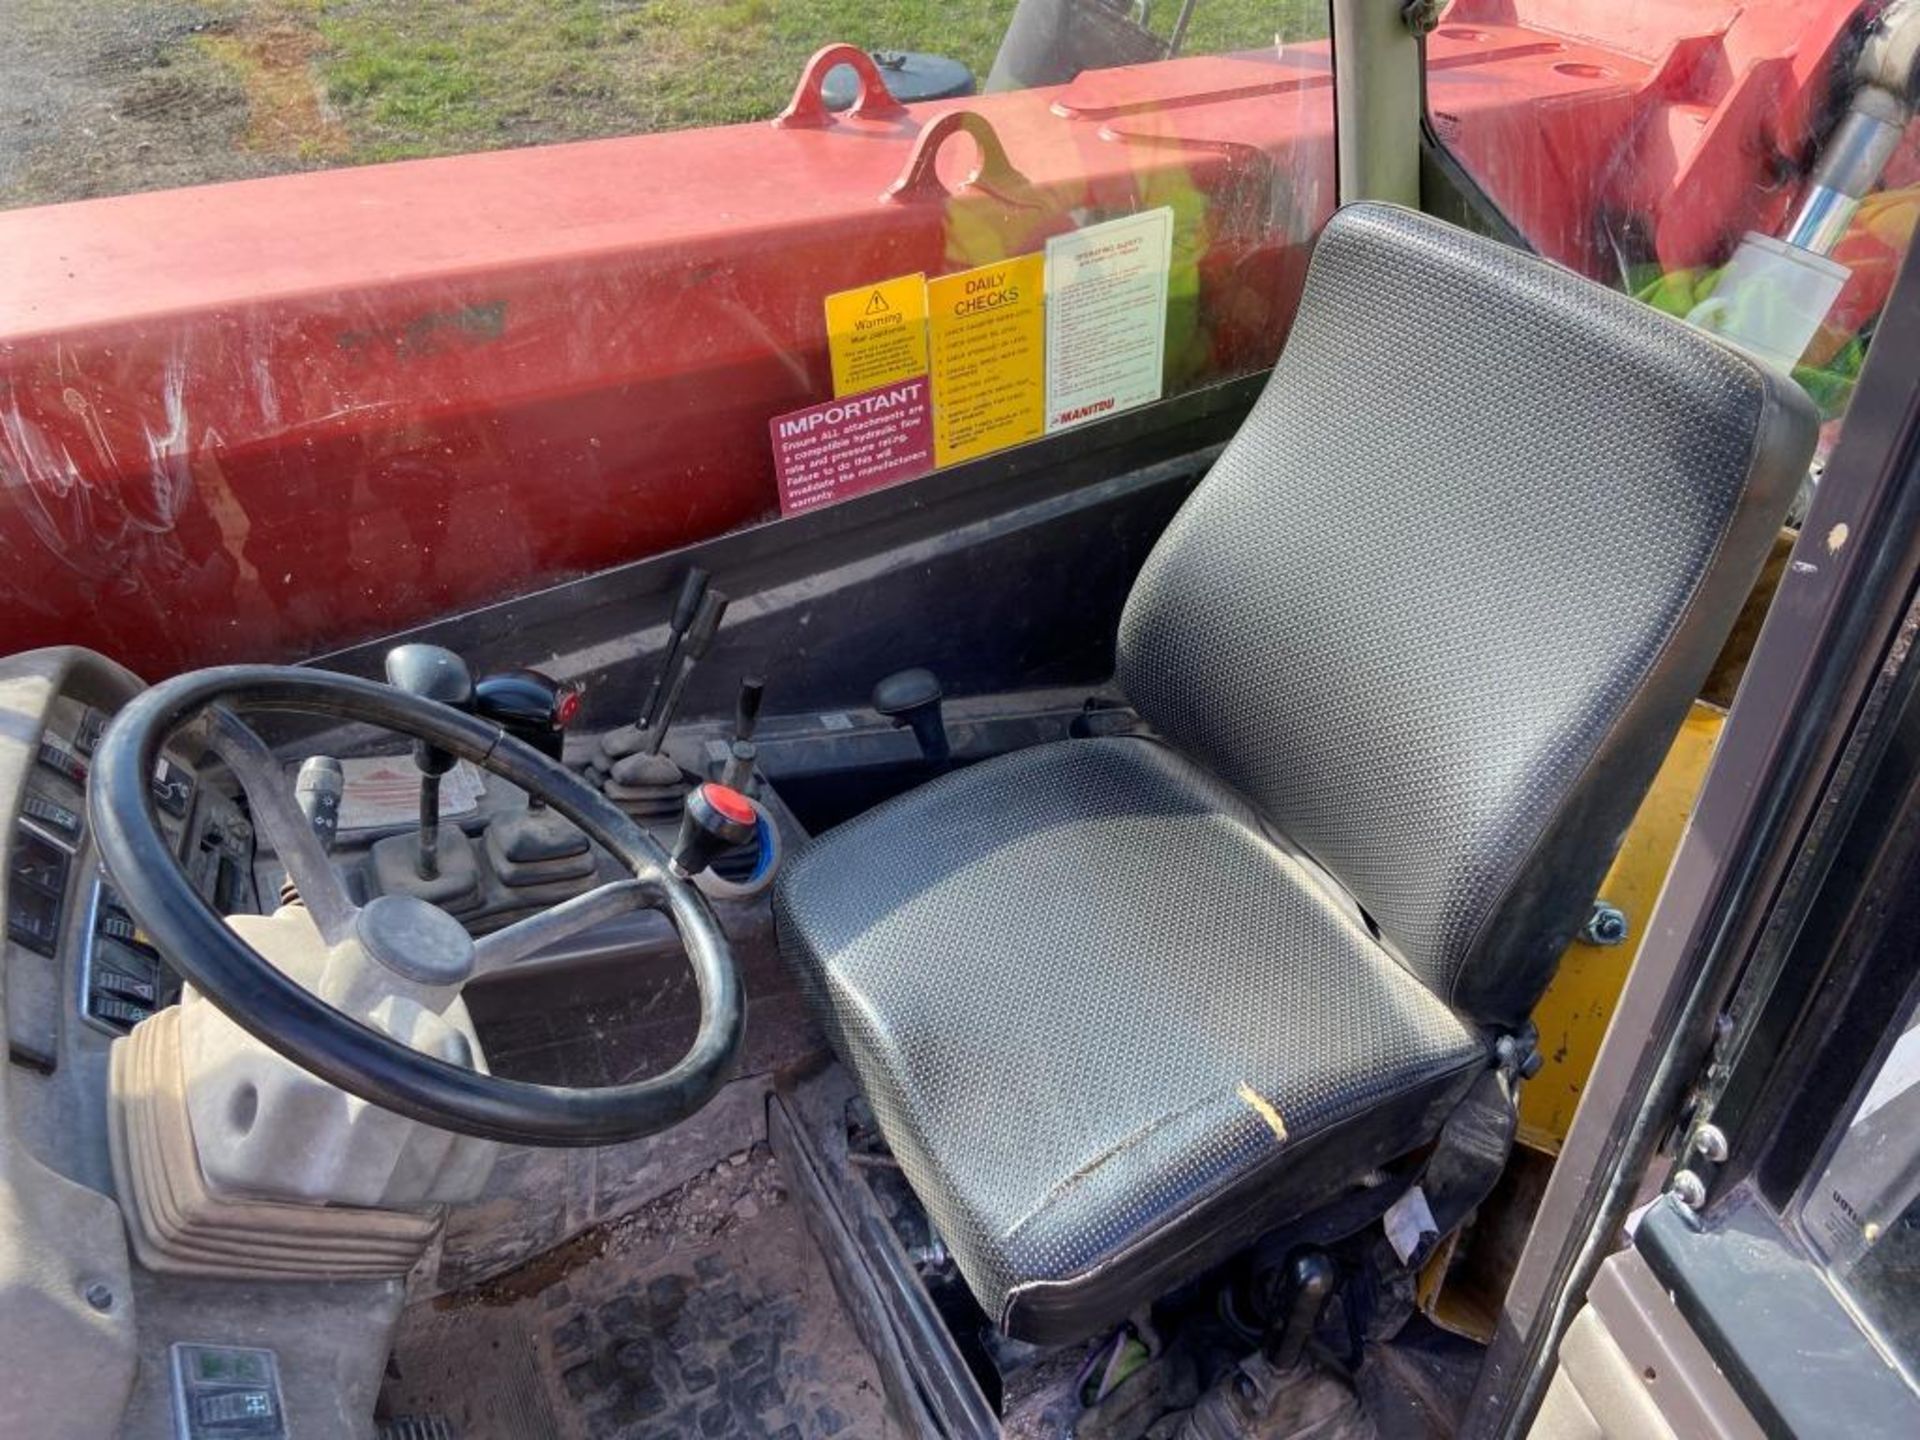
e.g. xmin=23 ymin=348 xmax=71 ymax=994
xmin=1517 ymin=702 xmax=1726 ymax=1154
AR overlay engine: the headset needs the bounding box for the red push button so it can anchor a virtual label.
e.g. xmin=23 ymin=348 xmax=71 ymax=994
xmin=701 ymin=783 xmax=756 ymax=826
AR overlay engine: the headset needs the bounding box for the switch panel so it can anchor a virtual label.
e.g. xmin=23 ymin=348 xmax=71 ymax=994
xmin=23 ymin=791 xmax=81 ymax=843
xmin=7 ymin=826 xmax=68 ymax=956
xmin=35 ymin=739 xmax=86 ymax=787
xmin=82 ymin=884 xmax=179 ymax=1034
xmin=169 ymin=1344 xmax=288 ymax=1440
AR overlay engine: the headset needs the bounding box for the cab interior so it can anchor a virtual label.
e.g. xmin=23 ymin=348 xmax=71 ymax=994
xmin=4 ymin=4 xmax=1920 ymax=1440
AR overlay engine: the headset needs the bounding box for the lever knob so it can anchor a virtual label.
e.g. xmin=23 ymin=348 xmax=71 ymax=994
xmin=872 ymin=667 xmax=949 ymax=766
xmin=384 ymin=644 xmax=474 ymax=777
xmin=733 ymin=675 xmax=766 ymax=743
xmin=670 ymin=783 xmax=757 ymax=878
xmin=474 ymin=669 xmax=580 ymax=761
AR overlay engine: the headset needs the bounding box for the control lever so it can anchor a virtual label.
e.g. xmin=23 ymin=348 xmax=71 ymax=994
xmin=641 ymin=566 xmax=710 ymax=734
xmin=1175 ymin=1249 xmax=1347 ymax=1440
xmin=873 ymin=667 xmax=949 ymax=767
xmin=279 ymin=756 xmax=344 ymax=907
xmin=293 ymin=756 xmax=345 ymax=853
xmin=383 ymin=644 xmax=474 ymax=880
xmin=475 ymin=669 xmax=581 ymax=802
xmin=1262 ymin=1250 xmax=1336 ymax=1370
xmin=644 ymin=588 xmax=728 ymax=756
xmin=670 ymin=782 xmax=758 ymax=879
xmin=473 ymin=668 xmax=594 ymax=877
xmin=720 ymin=675 xmax=764 ymax=792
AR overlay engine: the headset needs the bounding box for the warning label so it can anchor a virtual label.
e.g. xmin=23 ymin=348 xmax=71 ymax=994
xmin=927 ymin=253 xmax=1046 ymax=467
xmin=770 ymin=377 xmax=933 ymax=516
xmin=334 ymin=756 xmax=486 ymax=832
xmin=824 ymin=273 xmax=929 ymax=397
xmin=1045 ymin=208 xmax=1173 ymax=433
xmin=783 ymin=216 xmax=1174 ymax=511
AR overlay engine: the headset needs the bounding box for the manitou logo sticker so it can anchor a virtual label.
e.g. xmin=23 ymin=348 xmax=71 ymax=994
xmin=1044 ymin=208 xmax=1173 ymax=434
xmin=1054 ymin=399 xmax=1116 ymax=426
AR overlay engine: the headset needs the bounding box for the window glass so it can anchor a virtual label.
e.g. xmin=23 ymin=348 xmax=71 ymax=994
xmin=1799 ymin=989 xmax=1920 ymax=1380
xmin=0 ymin=3 xmax=1330 ymax=677
xmin=1425 ymin=1 xmax=1920 ymax=465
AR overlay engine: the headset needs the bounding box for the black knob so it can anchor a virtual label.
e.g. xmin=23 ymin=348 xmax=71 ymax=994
xmin=670 ymin=782 xmax=757 ymax=878
xmin=872 ymin=667 xmax=949 ymax=766
xmin=474 ymin=669 xmax=580 ymax=762
xmin=733 ymin=675 xmax=766 ymax=743
xmin=384 ymin=644 xmax=474 ymax=777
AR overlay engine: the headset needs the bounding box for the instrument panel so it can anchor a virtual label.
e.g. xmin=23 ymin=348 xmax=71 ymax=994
xmin=5 ymin=679 xmax=255 ymax=1080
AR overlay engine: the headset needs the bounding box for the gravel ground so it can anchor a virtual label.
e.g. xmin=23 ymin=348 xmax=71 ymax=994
xmin=0 ymin=1 xmax=291 ymax=209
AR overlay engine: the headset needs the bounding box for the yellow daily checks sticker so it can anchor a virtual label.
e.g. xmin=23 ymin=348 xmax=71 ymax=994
xmin=927 ymin=252 xmax=1045 ymax=468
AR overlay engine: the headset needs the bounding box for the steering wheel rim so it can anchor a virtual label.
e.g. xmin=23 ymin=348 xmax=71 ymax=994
xmin=89 ymin=664 xmax=744 ymax=1147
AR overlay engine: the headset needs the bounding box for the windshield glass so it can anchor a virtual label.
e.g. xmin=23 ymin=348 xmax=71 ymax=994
xmin=0 ymin=3 xmax=1335 ymax=677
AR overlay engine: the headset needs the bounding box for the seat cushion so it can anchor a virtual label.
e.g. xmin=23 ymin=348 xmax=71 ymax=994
xmin=775 ymin=737 xmax=1486 ymax=1343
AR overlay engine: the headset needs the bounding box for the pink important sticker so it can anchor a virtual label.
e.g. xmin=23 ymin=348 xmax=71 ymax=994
xmin=770 ymin=377 xmax=933 ymax=516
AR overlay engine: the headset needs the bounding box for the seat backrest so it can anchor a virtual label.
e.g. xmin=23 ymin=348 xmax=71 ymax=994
xmin=1117 ymin=203 xmax=1817 ymax=1026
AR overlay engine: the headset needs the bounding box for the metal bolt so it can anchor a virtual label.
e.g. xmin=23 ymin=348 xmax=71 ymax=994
xmin=1692 ymin=1124 xmax=1730 ymax=1165
xmin=1670 ymin=1170 xmax=1708 ymax=1211
xmin=83 ymin=1282 xmax=114 ymax=1312
xmin=1581 ymin=901 xmax=1630 ymax=947
xmin=1402 ymin=0 xmax=1444 ymax=34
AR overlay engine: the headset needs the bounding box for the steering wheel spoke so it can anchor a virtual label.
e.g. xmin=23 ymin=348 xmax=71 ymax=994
xmin=209 ymin=709 xmax=359 ymax=945
xmin=472 ymin=877 xmax=654 ymax=976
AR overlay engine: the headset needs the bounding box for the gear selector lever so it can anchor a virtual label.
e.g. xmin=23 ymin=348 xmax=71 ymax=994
xmin=279 ymin=755 xmax=345 ymax=907
xmin=474 ymin=669 xmax=580 ymax=770
xmin=383 ymin=644 xmax=474 ymax=881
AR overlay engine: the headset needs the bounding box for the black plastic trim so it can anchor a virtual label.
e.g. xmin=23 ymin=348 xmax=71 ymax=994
xmin=1638 ymin=1196 xmax=1920 ymax=1438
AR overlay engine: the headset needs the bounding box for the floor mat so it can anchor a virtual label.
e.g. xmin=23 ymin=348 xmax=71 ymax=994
xmin=382 ymin=1143 xmax=901 ymax=1440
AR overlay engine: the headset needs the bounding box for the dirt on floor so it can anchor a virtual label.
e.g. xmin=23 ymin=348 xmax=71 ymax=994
xmin=383 ymin=1142 xmax=902 ymax=1440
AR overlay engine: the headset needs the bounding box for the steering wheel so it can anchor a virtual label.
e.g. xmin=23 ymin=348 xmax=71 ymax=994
xmin=89 ymin=665 xmax=743 ymax=1146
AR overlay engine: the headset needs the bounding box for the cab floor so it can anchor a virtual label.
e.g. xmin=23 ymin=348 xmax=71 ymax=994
xmin=378 ymin=1143 xmax=902 ymax=1440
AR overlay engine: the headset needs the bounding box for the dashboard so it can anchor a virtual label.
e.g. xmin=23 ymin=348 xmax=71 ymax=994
xmin=1 ymin=649 xmax=255 ymax=1190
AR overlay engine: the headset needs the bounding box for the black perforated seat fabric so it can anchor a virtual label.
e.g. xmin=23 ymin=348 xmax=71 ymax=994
xmin=776 ymin=203 xmax=1819 ymax=1343
xmin=778 ymin=738 xmax=1487 ymax=1339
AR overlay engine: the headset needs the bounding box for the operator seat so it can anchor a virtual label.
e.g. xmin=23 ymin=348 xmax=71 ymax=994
xmin=774 ymin=204 xmax=1818 ymax=1344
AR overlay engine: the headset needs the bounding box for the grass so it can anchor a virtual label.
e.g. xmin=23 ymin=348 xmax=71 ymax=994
xmin=0 ymin=0 xmax=1331 ymax=206
xmin=231 ymin=0 xmax=1332 ymax=164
